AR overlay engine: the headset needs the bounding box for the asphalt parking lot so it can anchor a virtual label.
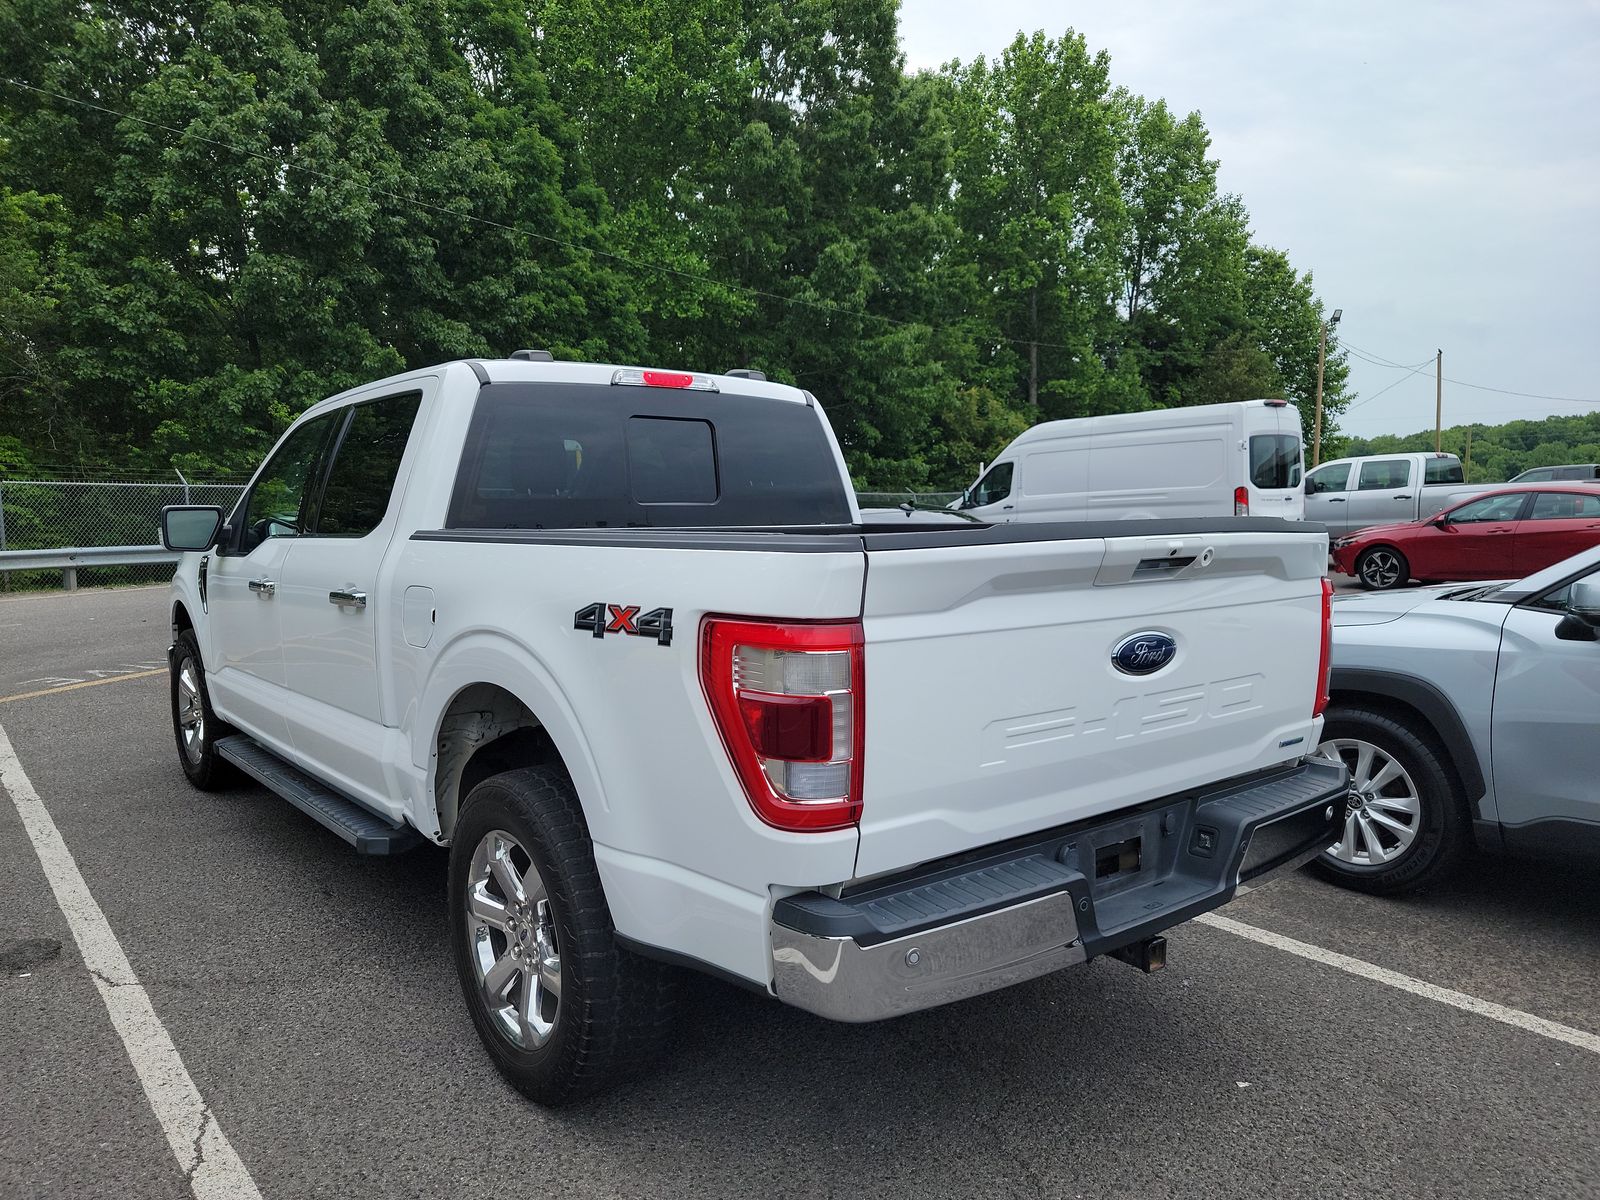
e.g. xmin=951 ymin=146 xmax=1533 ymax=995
xmin=2 ymin=586 xmax=1597 ymax=1199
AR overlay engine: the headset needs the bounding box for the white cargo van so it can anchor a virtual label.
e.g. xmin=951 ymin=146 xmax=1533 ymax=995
xmin=955 ymin=399 xmax=1305 ymax=522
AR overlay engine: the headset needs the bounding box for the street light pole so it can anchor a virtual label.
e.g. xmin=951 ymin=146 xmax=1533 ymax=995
xmin=1312 ymin=307 xmax=1342 ymax=468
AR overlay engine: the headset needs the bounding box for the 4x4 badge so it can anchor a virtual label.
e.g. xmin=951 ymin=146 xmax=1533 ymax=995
xmin=574 ymin=603 xmax=673 ymax=646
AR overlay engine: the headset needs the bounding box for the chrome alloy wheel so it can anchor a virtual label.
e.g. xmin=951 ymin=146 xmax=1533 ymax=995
xmin=465 ymin=830 xmax=562 ymax=1049
xmin=1316 ymin=738 xmax=1422 ymax=866
xmin=176 ymin=661 xmax=206 ymax=764
xmin=1359 ymin=549 xmax=1404 ymax=589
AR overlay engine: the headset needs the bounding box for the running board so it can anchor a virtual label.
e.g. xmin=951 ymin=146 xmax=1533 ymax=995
xmin=215 ymin=735 xmax=422 ymax=855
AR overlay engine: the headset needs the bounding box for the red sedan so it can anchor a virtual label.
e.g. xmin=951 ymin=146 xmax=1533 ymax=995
xmin=1331 ymin=483 xmax=1600 ymax=590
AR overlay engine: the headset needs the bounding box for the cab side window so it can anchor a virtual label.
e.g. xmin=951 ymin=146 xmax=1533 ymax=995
xmin=967 ymin=461 xmax=1014 ymax=508
xmin=316 ymin=393 xmax=424 ymax=538
xmin=1307 ymin=463 xmax=1351 ymax=494
xmin=1356 ymin=460 xmax=1412 ymax=490
xmin=238 ymin=414 xmax=339 ymax=553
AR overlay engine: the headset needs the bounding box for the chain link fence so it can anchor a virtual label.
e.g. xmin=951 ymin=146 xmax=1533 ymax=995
xmin=0 ymin=477 xmax=246 ymax=591
xmin=856 ymin=491 xmax=964 ymax=510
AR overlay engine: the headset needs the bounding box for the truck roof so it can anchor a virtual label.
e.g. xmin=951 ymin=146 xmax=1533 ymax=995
xmin=305 ymin=356 xmax=814 ymax=416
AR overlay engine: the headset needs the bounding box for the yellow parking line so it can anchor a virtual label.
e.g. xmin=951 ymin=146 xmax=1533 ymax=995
xmin=0 ymin=667 xmax=166 ymax=706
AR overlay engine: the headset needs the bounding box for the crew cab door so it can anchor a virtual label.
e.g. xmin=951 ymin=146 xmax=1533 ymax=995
xmin=1304 ymin=462 xmax=1352 ymax=535
xmin=205 ymin=411 xmax=342 ymax=747
xmin=1492 ymin=566 xmax=1600 ymax=840
xmin=1347 ymin=458 xmax=1416 ymax=531
xmin=1512 ymin=491 xmax=1600 ymax=575
xmin=275 ymin=389 xmax=425 ymax=809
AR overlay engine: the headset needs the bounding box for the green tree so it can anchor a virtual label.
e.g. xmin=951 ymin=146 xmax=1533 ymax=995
xmin=1242 ymin=245 xmax=1349 ymax=436
xmin=943 ymin=31 xmax=1125 ymax=417
xmin=0 ymin=0 xmax=638 ymax=474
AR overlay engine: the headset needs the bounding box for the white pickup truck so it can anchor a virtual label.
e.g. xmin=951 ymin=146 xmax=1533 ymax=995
xmin=160 ymin=356 xmax=1347 ymax=1104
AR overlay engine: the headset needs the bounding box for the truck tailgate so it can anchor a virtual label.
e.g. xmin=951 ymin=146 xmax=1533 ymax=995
xmin=855 ymin=523 xmax=1329 ymax=878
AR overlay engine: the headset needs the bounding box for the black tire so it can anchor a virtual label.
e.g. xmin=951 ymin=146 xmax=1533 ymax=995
xmin=1355 ymin=546 xmax=1410 ymax=591
xmin=448 ymin=765 xmax=680 ymax=1106
xmin=169 ymin=630 xmax=238 ymax=790
xmin=1308 ymin=704 xmax=1470 ymax=895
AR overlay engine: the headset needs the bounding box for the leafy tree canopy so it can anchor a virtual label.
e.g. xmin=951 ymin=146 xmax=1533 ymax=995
xmin=1 ymin=4 xmax=1349 ymax=487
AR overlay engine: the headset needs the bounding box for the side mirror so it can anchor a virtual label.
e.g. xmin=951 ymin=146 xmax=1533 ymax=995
xmin=1570 ymin=578 xmax=1600 ymax=623
xmin=160 ymin=505 xmax=224 ymax=552
xmin=1304 ymin=479 xmax=1315 ymax=496
xmin=1431 ymin=513 xmax=1452 ymax=528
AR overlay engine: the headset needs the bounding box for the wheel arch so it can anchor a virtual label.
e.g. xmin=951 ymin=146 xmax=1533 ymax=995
xmin=171 ymin=599 xmax=194 ymax=638
xmin=1327 ymin=668 xmax=1488 ymax=814
xmin=416 ymin=633 xmax=607 ymax=846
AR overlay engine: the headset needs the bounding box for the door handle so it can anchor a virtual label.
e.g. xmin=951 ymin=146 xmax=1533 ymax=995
xmin=248 ymin=578 xmax=276 ymax=597
xmin=1395 ymin=494 xmax=1412 ymax=500
xmin=329 ymin=588 xmax=367 ymax=608
xmin=1001 ymin=504 xmax=1015 ymax=510
xmin=1327 ymin=497 xmax=1346 ymax=503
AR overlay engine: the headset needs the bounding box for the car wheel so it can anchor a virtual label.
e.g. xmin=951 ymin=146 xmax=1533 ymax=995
xmin=1355 ymin=546 xmax=1409 ymax=590
xmin=448 ymin=764 xmax=680 ymax=1106
xmin=170 ymin=630 xmax=238 ymax=790
xmin=1308 ymin=705 xmax=1469 ymax=895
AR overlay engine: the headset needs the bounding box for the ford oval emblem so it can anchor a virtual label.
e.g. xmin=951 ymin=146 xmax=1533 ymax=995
xmin=1111 ymin=631 xmax=1177 ymax=676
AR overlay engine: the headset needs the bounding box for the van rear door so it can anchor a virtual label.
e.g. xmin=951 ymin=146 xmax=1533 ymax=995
xmin=1244 ymin=403 xmax=1305 ymax=519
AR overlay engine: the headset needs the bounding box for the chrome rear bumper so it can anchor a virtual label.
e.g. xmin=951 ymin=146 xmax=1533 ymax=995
xmin=769 ymin=758 xmax=1348 ymax=1023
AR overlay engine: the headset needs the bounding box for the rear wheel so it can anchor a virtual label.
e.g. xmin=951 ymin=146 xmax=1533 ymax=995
xmin=1356 ymin=546 xmax=1409 ymax=590
xmin=169 ymin=630 xmax=237 ymax=790
xmin=1309 ymin=704 xmax=1469 ymax=894
xmin=448 ymin=764 xmax=679 ymax=1105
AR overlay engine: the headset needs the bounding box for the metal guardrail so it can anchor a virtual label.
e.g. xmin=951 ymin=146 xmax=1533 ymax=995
xmin=0 ymin=545 xmax=177 ymax=590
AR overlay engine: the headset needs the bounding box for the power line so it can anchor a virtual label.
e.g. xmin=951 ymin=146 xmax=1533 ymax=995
xmin=1342 ymin=339 xmax=1598 ymax=407
xmin=1344 ymin=347 xmax=1432 ymax=373
xmin=1344 ymin=363 xmax=1434 ymax=412
xmin=0 ymin=75 xmax=1089 ymax=357
xmin=1341 ymin=342 xmax=1428 ymax=371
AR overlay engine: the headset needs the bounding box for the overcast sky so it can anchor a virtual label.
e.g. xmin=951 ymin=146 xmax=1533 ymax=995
xmin=898 ymin=0 xmax=1600 ymax=439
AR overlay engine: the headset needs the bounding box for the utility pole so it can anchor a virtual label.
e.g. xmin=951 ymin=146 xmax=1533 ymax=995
xmin=1435 ymin=349 xmax=1443 ymax=453
xmin=1464 ymin=426 xmax=1474 ymax=478
xmin=1312 ymin=307 xmax=1342 ymax=468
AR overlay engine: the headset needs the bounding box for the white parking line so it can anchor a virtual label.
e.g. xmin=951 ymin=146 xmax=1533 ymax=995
xmin=0 ymin=719 xmax=263 ymax=1198
xmin=1197 ymin=912 xmax=1600 ymax=1056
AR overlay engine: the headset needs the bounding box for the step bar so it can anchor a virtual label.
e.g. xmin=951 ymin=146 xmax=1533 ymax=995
xmin=216 ymin=735 xmax=422 ymax=855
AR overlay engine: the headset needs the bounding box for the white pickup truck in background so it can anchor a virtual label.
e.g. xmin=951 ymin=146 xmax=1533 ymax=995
xmin=1305 ymin=452 xmax=1484 ymax=536
xmin=160 ymin=356 xmax=1347 ymax=1104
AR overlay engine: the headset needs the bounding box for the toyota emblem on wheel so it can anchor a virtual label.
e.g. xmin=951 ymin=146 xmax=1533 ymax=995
xmin=1111 ymin=631 xmax=1178 ymax=675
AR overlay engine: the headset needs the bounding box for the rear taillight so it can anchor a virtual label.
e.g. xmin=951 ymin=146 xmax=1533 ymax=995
xmin=1314 ymin=577 xmax=1333 ymax=717
xmin=1234 ymin=486 xmax=1250 ymax=516
xmin=700 ymin=617 xmax=864 ymax=832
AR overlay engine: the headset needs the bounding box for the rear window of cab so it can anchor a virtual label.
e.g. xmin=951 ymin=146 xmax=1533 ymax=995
xmin=446 ymin=382 xmax=853 ymax=529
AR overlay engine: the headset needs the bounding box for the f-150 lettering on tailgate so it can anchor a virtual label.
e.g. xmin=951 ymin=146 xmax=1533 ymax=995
xmin=980 ymin=674 xmax=1263 ymax=769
